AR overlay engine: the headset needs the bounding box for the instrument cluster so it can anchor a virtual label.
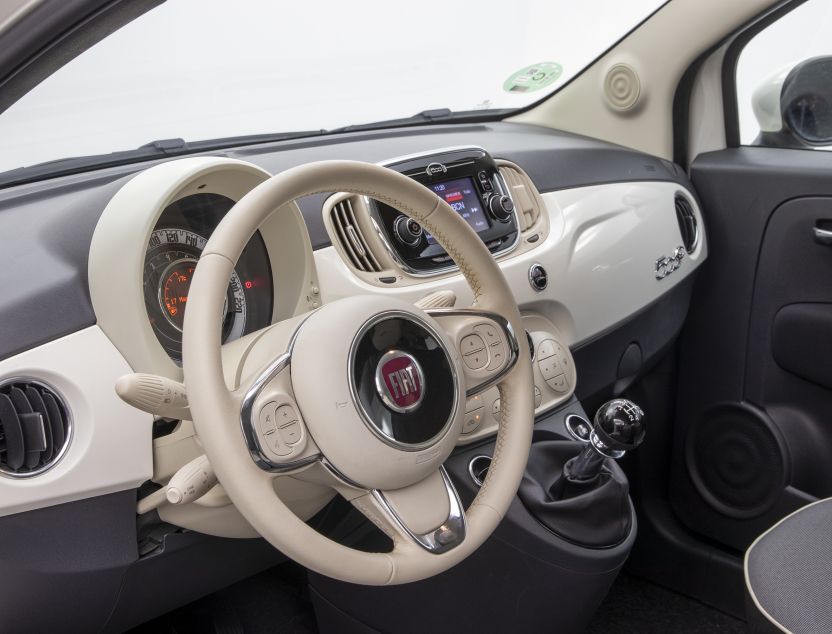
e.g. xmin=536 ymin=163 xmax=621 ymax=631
xmin=143 ymin=193 xmax=273 ymax=364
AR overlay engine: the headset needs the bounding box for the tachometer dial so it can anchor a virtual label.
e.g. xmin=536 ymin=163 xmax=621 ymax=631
xmin=144 ymin=228 xmax=247 ymax=363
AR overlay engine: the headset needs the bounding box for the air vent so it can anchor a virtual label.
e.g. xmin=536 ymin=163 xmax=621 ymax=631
xmin=329 ymin=198 xmax=382 ymax=273
xmin=675 ymin=193 xmax=699 ymax=253
xmin=499 ymin=164 xmax=540 ymax=231
xmin=0 ymin=379 xmax=71 ymax=477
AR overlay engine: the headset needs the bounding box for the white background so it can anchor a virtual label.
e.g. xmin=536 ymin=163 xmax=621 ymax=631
xmin=0 ymin=0 xmax=661 ymax=173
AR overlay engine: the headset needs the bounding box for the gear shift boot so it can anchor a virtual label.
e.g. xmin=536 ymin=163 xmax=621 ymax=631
xmin=518 ymin=440 xmax=632 ymax=548
xmin=518 ymin=399 xmax=645 ymax=548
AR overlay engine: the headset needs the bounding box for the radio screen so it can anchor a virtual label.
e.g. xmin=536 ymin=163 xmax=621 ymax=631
xmin=426 ymin=177 xmax=489 ymax=244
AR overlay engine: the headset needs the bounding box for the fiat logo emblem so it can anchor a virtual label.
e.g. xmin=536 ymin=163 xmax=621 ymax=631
xmin=425 ymin=162 xmax=447 ymax=176
xmin=374 ymin=350 xmax=425 ymax=413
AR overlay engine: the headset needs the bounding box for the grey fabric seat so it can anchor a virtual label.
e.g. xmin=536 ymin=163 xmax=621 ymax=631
xmin=745 ymin=498 xmax=832 ymax=634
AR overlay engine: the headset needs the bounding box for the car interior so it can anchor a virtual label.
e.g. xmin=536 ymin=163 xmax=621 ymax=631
xmin=1 ymin=0 xmax=831 ymax=632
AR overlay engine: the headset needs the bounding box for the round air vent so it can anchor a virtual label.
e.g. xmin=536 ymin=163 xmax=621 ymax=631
xmin=675 ymin=193 xmax=699 ymax=253
xmin=0 ymin=378 xmax=71 ymax=477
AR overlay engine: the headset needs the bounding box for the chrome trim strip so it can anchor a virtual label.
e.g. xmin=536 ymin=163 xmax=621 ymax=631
xmin=424 ymin=308 xmax=521 ymax=398
xmin=371 ymin=466 xmax=466 ymax=554
xmin=348 ymin=310 xmax=461 ymax=452
xmin=0 ymin=377 xmax=73 ymax=479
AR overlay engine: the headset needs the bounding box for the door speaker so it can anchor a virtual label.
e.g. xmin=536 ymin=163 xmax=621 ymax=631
xmin=685 ymin=403 xmax=787 ymax=519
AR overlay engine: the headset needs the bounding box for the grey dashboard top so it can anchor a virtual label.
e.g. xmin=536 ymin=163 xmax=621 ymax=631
xmin=0 ymin=121 xmax=691 ymax=361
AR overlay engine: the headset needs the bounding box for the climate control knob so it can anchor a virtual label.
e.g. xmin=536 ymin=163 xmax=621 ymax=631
xmin=488 ymin=194 xmax=514 ymax=221
xmin=393 ymin=215 xmax=423 ymax=246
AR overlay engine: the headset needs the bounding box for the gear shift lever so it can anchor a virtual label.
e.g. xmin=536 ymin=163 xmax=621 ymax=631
xmin=565 ymin=399 xmax=645 ymax=482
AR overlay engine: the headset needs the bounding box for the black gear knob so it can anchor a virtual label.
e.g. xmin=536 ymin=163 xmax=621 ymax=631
xmin=564 ymin=399 xmax=645 ymax=482
xmin=591 ymin=399 xmax=645 ymax=458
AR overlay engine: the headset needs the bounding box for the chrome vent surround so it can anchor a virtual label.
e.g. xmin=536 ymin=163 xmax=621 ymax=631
xmin=675 ymin=193 xmax=699 ymax=254
xmin=499 ymin=164 xmax=541 ymax=231
xmin=0 ymin=378 xmax=71 ymax=477
xmin=329 ymin=198 xmax=382 ymax=273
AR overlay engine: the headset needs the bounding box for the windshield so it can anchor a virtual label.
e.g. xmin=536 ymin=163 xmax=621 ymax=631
xmin=0 ymin=0 xmax=664 ymax=177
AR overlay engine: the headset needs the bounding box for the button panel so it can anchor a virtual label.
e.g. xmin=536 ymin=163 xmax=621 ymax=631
xmin=253 ymin=399 xmax=307 ymax=463
xmin=448 ymin=315 xmax=577 ymax=446
xmin=453 ymin=319 xmax=513 ymax=389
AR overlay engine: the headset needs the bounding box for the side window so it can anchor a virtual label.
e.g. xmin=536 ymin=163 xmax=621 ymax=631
xmin=737 ymin=0 xmax=832 ymax=150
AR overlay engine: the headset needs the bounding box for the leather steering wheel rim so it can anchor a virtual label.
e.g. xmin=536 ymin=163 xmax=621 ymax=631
xmin=183 ymin=160 xmax=534 ymax=585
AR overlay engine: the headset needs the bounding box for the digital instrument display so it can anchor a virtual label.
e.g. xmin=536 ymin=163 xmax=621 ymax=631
xmin=426 ymin=177 xmax=489 ymax=244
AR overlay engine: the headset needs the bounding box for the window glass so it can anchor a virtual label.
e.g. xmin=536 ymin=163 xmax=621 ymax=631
xmin=737 ymin=0 xmax=832 ymax=149
xmin=0 ymin=0 xmax=665 ymax=177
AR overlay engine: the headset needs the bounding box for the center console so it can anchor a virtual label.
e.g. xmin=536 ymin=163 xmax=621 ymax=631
xmin=372 ymin=148 xmax=520 ymax=274
xmin=309 ymin=400 xmax=643 ymax=634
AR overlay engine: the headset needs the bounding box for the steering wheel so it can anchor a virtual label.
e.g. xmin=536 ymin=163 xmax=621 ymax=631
xmin=183 ymin=161 xmax=534 ymax=585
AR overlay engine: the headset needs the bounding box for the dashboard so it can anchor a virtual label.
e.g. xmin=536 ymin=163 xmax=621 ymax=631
xmin=0 ymin=122 xmax=707 ymax=631
xmin=0 ymin=122 xmax=706 ymax=534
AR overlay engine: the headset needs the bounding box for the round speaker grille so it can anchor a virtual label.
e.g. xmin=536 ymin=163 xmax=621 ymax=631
xmin=604 ymin=63 xmax=641 ymax=111
xmin=686 ymin=404 xmax=786 ymax=519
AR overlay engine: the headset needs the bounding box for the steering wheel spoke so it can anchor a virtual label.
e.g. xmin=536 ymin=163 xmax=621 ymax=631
xmin=425 ymin=307 xmax=521 ymax=397
xmin=234 ymin=349 xmax=322 ymax=475
xmin=351 ymin=467 xmax=466 ymax=555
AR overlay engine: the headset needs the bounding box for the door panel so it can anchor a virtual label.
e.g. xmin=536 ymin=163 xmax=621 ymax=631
xmin=670 ymin=147 xmax=832 ymax=551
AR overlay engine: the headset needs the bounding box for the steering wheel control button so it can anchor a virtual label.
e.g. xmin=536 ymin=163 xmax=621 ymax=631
xmin=276 ymin=404 xmax=298 ymax=426
xmin=460 ymin=334 xmax=486 ymax=354
xmin=548 ymin=374 xmax=569 ymax=393
xmin=374 ymin=350 xmax=425 ymax=414
xmin=462 ymin=407 xmax=484 ymax=434
xmin=528 ymin=263 xmax=548 ymax=292
xmin=486 ymin=343 xmax=506 ymax=371
xmin=538 ymin=356 xmax=563 ymax=380
xmin=492 ymin=398 xmax=501 ymax=422
xmin=258 ymin=402 xmax=278 ymax=436
xmin=537 ymin=339 xmax=556 ymax=360
xmin=279 ymin=421 xmax=301 ymax=445
xmin=474 ymin=323 xmax=500 ymax=345
xmin=465 ymin=393 xmax=483 ymax=412
xmin=534 ymin=385 xmax=542 ymax=408
xmin=463 ymin=349 xmax=489 ymax=370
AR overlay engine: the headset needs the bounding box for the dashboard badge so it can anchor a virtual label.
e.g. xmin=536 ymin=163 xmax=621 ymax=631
xmin=425 ymin=162 xmax=447 ymax=177
xmin=375 ymin=351 xmax=425 ymax=413
xmin=655 ymin=245 xmax=686 ymax=279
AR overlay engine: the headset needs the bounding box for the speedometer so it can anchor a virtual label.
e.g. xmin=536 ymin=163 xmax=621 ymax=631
xmin=144 ymin=228 xmax=247 ymax=363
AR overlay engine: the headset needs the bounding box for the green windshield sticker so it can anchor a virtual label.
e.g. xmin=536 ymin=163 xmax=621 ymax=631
xmin=503 ymin=63 xmax=563 ymax=94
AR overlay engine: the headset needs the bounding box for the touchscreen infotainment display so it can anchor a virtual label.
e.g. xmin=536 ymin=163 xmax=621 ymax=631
xmin=425 ymin=177 xmax=489 ymax=244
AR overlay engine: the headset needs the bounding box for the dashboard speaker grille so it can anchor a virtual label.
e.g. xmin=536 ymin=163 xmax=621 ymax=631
xmin=0 ymin=379 xmax=71 ymax=477
xmin=675 ymin=193 xmax=698 ymax=253
xmin=330 ymin=198 xmax=382 ymax=273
